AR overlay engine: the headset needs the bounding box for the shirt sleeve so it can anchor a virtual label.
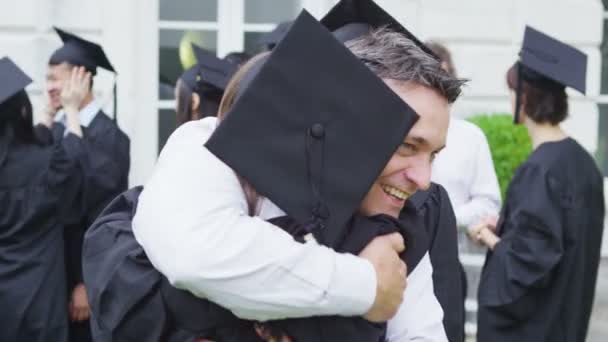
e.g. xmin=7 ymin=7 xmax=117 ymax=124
xmin=132 ymin=118 xmax=377 ymax=321
xmin=454 ymin=131 xmax=501 ymax=227
xmin=386 ymin=253 xmax=448 ymax=342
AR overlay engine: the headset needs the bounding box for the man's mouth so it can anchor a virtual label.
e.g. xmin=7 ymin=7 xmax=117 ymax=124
xmin=381 ymin=184 xmax=410 ymax=201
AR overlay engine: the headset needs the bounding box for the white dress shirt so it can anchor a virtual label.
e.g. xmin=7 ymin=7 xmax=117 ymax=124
xmin=133 ymin=117 xmax=447 ymax=341
xmin=431 ymin=118 xmax=501 ymax=228
xmin=55 ymin=99 xmax=101 ymax=129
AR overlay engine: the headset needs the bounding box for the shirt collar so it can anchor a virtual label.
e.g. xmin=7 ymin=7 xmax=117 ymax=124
xmin=55 ymin=99 xmax=101 ymax=127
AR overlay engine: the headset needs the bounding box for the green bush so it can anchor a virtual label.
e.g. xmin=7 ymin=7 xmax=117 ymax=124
xmin=467 ymin=114 xmax=532 ymax=200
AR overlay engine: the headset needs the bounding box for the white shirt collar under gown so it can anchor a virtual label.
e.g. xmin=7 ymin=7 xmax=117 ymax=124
xmin=55 ymin=98 xmax=101 ymax=128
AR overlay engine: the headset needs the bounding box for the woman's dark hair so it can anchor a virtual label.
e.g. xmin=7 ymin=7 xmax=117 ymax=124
xmin=506 ymin=63 xmax=568 ymax=125
xmin=217 ymin=52 xmax=271 ymax=215
xmin=175 ymin=79 xmax=196 ymax=126
xmin=175 ymin=79 xmax=223 ymax=127
xmin=199 ymin=86 xmax=222 ymax=119
xmin=0 ymin=90 xmax=36 ymax=166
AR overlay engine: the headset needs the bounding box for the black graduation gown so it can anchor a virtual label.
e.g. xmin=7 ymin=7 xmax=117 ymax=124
xmin=477 ymin=138 xmax=605 ymax=342
xmin=83 ymin=187 xmax=429 ymax=342
xmin=401 ymin=183 xmax=464 ymax=342
xmin=36 ymin=110 xmax=129 ymax=341
xmin=0 ymin=135 xmax=84 ymax=342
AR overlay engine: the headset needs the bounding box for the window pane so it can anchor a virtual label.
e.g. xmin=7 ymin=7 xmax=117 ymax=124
xmin=601 ymin=19 xmax=608 ymax=94
xmin=244 ymin=31 xmax=268 ymax=54
xmin=245 ymin=0 xmax=300 ymax=24
xmin=597 ymin=104 xmax=608 ymax=177
xmin=159 ymin=29 xmax=217 ymax=100
xmin=159 ymin=0 xmax=217 ymax=22
xmin=158 ymin=109 xmax=177 ymax=154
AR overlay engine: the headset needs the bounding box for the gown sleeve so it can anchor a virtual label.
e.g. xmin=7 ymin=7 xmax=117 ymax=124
xmin=47 ymin=133 xmax=86 ymax=225
xmin=478 ymin=163 xmax=565 ymax=318
xmin=79 ymin=124 xmax=130 ymax=225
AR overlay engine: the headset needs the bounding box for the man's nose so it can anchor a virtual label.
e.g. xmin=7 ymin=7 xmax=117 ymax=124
xmin=404 ymin=155 xmax=432 ymax=191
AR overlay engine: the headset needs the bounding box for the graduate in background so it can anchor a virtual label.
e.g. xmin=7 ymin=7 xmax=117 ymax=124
xmin=36 ymin=27 xmax=130 ymax=342
xmin=174 ymin=44 xmax=237 ymax=126
xmin=426 ymin=41 xmax=501 ymax=230
xmin=471 ymin=27 xmax=605 ymax=342
xmin=0 ymin=57 xmax=86 ymax=342
xmin=425 ymin=40 xmax=501 ymax=342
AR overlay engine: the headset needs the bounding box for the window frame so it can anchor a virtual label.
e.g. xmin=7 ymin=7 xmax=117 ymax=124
xmin=154 ymin=0 xmax=315 ymax=153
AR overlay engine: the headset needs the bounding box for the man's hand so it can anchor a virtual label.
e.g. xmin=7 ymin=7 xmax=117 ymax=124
xmin=60 ymin=66 xmax=90 ymax=137
xmin=480 ymin=215 xmax=499 ymax=233
xmin=478 ymin=227 xmax=500 ymax=251
xmin=69 ymin=283 xmax=91 ymax=322
xmin=359 ymin=233 xmax=407 ymax=322
xmin=60 ymin=66 xmax=90 ymax=114
xmin=467 ymin=221 xmax=485 ymax=243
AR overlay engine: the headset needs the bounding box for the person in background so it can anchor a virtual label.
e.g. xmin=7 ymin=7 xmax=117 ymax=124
xmin=425 ymin=40 xmax=501 ymax=342
xmin=0 ymin=57 xmax=85 ymax=342
xmin=472 ymin=26 xmax=605 ymax=342
xmin=427 ymin=41 xmax=501 ymax=231
xmin=37 ymin=27 xmax=130 ymax=342
xmin=174 ymin=44 xmax=238 ymax=126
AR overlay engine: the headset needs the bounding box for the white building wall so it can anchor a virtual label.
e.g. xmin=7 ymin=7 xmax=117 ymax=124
xmin=1 ymin=0 xmax=606 ymax=253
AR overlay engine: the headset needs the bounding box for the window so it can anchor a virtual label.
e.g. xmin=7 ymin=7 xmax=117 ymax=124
xmin=243 ymin=0 xmax=301 ymax=54
xmin=156 ymin=0 xmax=303 ymax=153
xmin=157 ymin=0 xmax=219 ymax=152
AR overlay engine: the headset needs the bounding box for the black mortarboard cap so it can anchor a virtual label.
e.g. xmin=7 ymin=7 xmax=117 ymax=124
xmin=50 ymin=27 xmax=115 ymax=75
xmin=257 ymin=21 xmax=293 ymax=50
xmin=180 ymin=44 xmax=237 ymax=92
xmin=320 ymin=0 xmax=438 ymax=59
xmin=205 ymin=10 xmax=418 ymax=246
xmin=519 ymin=26 xmax=587 ymax=94
xmin=50 ymin=27 xmax=119 ymax=121
xmin=513 ymin=26 xmax=587 ymax=123
xmin=0 ymin=57 xmax=32 ymax=105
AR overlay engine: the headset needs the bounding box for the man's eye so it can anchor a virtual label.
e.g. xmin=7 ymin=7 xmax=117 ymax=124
xmin=397 ymin=143 xmax=416 ymax=156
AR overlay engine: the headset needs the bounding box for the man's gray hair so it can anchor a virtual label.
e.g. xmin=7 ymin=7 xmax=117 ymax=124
xmin=346 ymin=28 xmax=466 ymax=103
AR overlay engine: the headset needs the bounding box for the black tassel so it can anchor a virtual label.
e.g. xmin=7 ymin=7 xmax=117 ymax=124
xmin=514 ymin=62 xmax=522 ymax=125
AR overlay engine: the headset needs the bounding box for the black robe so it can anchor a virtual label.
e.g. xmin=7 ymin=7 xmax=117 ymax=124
xmin=0 ymin=135 xmax=84 ymax=342
xmin=83 ymin=187 xmax=429 ymax=342
xmin=36 ymin=110 xmax=130 ymax=341
xmin=477 ymin=138 xmax=605 ymax=342
xmin=401 ymin=183 xmax=464 ymax=342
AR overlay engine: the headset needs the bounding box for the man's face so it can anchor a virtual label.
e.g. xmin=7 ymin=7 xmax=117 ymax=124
xmin=46 ymin=63 xmax=73 ymax=110
xmin=359 ymin=80 xmax=450 ymax=218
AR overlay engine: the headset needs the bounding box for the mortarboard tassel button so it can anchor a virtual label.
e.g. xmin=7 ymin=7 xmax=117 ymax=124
xmin=310 ymin=123 xmax=325 ymax=139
